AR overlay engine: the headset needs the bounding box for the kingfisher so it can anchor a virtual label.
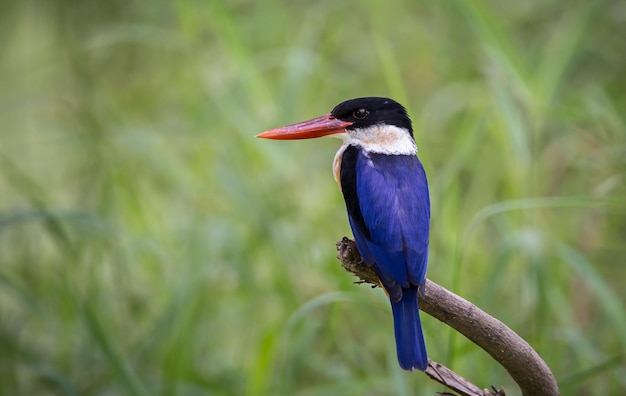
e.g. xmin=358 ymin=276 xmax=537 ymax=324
xmin=257 ymin=97 xmax=430 ymax=371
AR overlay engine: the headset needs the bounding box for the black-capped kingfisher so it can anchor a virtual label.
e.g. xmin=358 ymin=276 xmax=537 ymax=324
xmin=257 ymin=97 xmax=430 ymax=371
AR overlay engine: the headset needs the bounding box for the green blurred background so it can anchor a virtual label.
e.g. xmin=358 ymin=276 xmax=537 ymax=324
xmin=1 ymin=0 xmax=625 ymax=395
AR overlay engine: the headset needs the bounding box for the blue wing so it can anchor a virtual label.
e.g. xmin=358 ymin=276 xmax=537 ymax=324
xmin=344 ymin=149 xmax=430 ymax=300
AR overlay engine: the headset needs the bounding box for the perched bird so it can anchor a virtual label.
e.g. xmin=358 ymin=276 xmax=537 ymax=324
xmin=257 ymin=97 xmax=430 ymax=371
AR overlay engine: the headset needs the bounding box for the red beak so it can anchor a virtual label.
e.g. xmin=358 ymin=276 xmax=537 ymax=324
xmin=256 ymin=114 xmax=353 ymax=140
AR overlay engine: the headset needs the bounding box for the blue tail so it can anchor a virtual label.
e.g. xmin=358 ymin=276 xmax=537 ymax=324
xmin=390 ymin=286 xmax=427 ymax=371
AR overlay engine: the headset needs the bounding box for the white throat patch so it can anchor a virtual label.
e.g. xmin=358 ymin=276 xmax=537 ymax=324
xmin=331 ymin=124 xmax=418 ymax=185
xmin=342 ymin=124 xmax=417 ymax=155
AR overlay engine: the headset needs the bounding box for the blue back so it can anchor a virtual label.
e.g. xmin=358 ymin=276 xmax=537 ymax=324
xmin=340 ymin=146 xmax=430 ymax=299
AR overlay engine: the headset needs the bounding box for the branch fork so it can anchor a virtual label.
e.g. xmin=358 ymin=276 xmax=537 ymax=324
xmin=336 ymin=237 xmax=559 ymax=396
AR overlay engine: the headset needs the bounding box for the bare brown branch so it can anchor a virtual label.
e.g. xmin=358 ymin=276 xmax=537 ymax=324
xmin=425 ymin=360 xmax=502 ymax=396
xmin=336 ymin=237 xmax=559 ymax=396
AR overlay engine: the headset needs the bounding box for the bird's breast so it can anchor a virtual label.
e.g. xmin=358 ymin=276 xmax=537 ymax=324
xmin=333 ymin=142 xmax=350 ymax=192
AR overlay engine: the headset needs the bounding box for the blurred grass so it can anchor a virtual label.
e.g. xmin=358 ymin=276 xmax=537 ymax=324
xmin=1 ymin=0 xmax=625 ymax=395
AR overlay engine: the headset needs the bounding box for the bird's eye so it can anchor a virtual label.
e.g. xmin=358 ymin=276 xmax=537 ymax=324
xmin=353 ymin=108 xmax=369 ymax=119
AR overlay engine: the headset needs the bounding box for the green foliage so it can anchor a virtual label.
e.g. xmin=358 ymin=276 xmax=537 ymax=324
xmin=1 ymin=0 xmax=625 ymax=395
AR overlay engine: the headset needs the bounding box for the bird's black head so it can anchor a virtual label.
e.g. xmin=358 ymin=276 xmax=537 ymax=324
xmin=330 ymin=97 xmax=413 ymax=137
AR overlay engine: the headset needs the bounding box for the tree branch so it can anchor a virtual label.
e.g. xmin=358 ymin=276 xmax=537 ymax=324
xmin=336 ymin=237 xmax=559 ymax=396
